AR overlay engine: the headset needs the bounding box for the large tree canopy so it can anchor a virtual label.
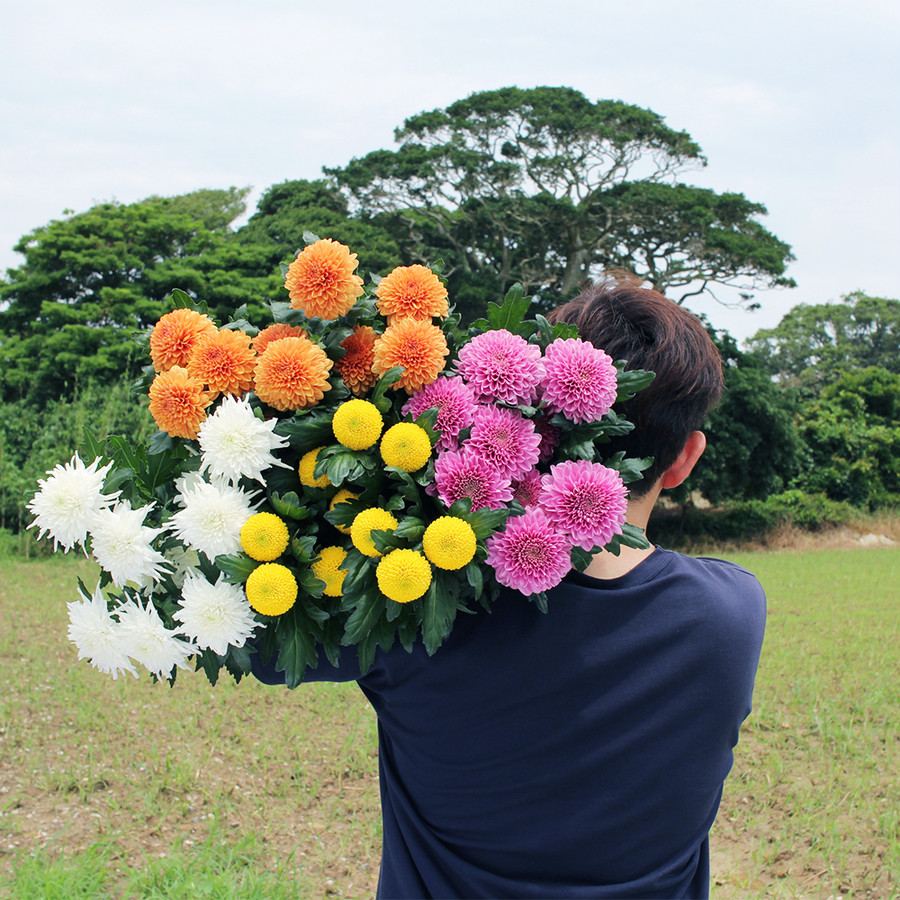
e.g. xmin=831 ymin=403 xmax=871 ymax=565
xmin=327 ymin=86 xmax=795 ymax=317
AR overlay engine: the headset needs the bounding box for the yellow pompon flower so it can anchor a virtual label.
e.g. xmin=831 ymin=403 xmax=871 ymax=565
xmin=187 ymin=328 xmax=257 ymax=396
xmin=372 ymin=318 xmax=448 ymax=393
xmin=148 ymin=366 xmax=213 ymax=439
xmin=245 ymin=563 xmax=298 ymax=616
xmin=284 ymin=238 xmax=364 ymax=320
xmin=298 ymin=447 xmax=332 ymax=488
xmin=380 ymin=423 xmax=432 ymax=473
xmin=375 ymin=265 xmax=449 ymax=322
xmin=311 ymin=546 xmax=348 ymax=597
xmin=332 ymin=399 xmax=384 ymax=451
xmin=149 ymin=308 xmax=217 ymax=372
xmin=376 ymin=549 xmax=432 ymax=603
xmin=240 ymin=512 xmax=290 ymax=562
xmin=329 ymin=489 xmax=359 ymax=534
xmin=422 ymin=517 xmax=477 ymax=570
xmin=253 ymin=336 xmax=333 ymax=412
xmin=350 ymin=508 xmax=399 ymax=557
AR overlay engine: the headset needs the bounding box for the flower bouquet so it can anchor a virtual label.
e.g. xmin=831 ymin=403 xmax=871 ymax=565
xmin=29 ymin=235 xmax=654 ymax=688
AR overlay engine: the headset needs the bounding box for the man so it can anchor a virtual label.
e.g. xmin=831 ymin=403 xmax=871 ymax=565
xmin=253 ymin=274 xmax=766 ymax=899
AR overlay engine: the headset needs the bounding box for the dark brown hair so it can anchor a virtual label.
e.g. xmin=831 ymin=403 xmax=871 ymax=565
xmin=548 ymin=273 xmax=724 ymax=496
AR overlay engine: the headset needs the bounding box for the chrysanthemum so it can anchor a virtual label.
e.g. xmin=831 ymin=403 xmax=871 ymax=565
xmin=148 ymin=366 xmax=213 ymax=439
xmin=376 ymin=549 xmax=432 ymax=603
xmin=169 ymin=479 xmax=256 ymax=560
xmin=332 ymin=399 xmax=384 ymax=450
xmin=465 ymin=406 xmax=542 ymax=481
xmin=252 ymin=323 xmax=307 ymax=356
xmin=115 ymin=597 xmax=196 ymax=679
xmin=433 ymin=449 xmax=513 ymax=511
xmin=485 ymin=507 xmax=572 ymax=595
xmin=541 ymin=337 xmax=618 ymax=424
xmin=187 ymin=329 xmax=256 ymax=396
xmin=253 ymin=336 xmax=333 ymax=412
xmin=245 ymin=563 xmax=298 ymax=616
xmin=335 ymin=325 xmax=379 ymax=396
xmin=372 ymin=318 xmax=448 ymax=393
xmin=535 ymin=414 xmax=562 ymax=464
xmin=284 ymin=238 xmax=364 ymax=320
xmin=298 ymin=447 xmax=332 ymax=488
xmin=350 ymin=508 xmax=399 ymax=557
xmin=174 ymin=571 xmax=258 ymax=656
xmin=28 ymin=454 xmax=118 ymax=551
xmin=328 ymin=489 xmax=358 ymax=534
xmin=380 ymin=423 xmax=432 ymax=472
xmin=89 ymin=501 xmax=169 ymax=588
xmin=240 ymin=512 xmax=290 ymax=562
xmin=511 ymin=470 xmax=544 ymax=507
xmin=197 ymin=395 xmax=290 ymax=485
xmin=402 ymin=377 xmax=477 ymax=452
xmin=540 ymin=460 xmax=628 ymax=551
xmin=311 ymin=546 xmax=348 ymax=597
xmin=374 ymin=265 xmax=449 ymax=322
xmin=67 ymin=583 xmax=137 ymax=679
xmin=456 ymin=329 xmax=545 ymax=405
xmin=149 ymin=308 xmax=217 ymax=372
xmin=422 ymin=517 xmax=477 ymax=570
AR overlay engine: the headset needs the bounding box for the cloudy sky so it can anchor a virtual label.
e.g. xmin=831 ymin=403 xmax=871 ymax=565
xmin=2 ymin=0 xmax=897 ymax=340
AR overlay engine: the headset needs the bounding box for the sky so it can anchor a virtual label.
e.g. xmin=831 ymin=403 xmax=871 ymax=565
xmin=1 ymin=0 xmax=898 ymax=341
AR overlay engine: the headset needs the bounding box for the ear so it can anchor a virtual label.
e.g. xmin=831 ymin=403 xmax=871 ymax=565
xmin=659 ymin=431 xmax=707 ymax=490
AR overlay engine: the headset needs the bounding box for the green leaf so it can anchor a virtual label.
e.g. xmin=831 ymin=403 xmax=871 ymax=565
xmin=324 ymin=450 xmax=366 ymax=486
xmin=464 ymin=561 xmax=483 ymax=598
xmin=302 ymin=231 xmax=321 ymax=245
xmin=530 ymin=592 xmax=549 ymax=614
xmin=273 ymin=410 xmax=334 ymax=449
xmin=275 ymin=606 xmax=319 ymax=689
xmin=79 ymin=427 xmax=108 ymax=463
xmin=270 ymin=491 xmax=311 ymax=521
xmin=371 ymin=366 xmax=405 ymax=412
xmin=215 ymin=554 xmax=259 ymax=584
xmin=421 ymin=581 xmax=458 ymax=655
xmin=343 ymin=591 xmax=386 ymax=645
xmin=486 ymin=284 xmax=533 ymax=335
xmin=147 ymin=430 xmax=178 ymax=456
xmin=395 ymin=517 xmax=426 ymax=541
xmin=463 ymin=507 xmax=509 ymax=541
xmin=570 ymin=546 xmax=593 ymax=571
xmin=615 ymin=366 xmax=656 ymax=401
xmin=290 ymin=535 xmax=318 ymax=565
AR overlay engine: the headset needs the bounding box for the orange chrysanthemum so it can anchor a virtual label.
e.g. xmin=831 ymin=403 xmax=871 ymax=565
xmin=375 ymin=265 xmax=449 ymax=322
xmin=284 ymin=238 xmax=364 ymax=320
xmin=187 ymin=329 xmax=256 ymax=396
xmin=372 ymin=318 xmax=449 ymax=393
xmin=252 ymin=323 xmax=308 ymax=356
xmin=149 ymin=308 xmax=217 ymax=372
xmin=254 ymin=336 xmax=333 ymax=412
xmin=148 ymin=366 xmax=213 ymax=439
xmin=335 ymin=325 xmax=378 ymax=396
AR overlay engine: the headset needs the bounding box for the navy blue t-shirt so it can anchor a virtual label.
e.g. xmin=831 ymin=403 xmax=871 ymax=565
xmin=253 ymin=548 xmax=766 ymax=899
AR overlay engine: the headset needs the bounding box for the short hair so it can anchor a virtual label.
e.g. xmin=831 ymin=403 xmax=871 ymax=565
xmin=548 ymin=273 xmax=724 ymax=497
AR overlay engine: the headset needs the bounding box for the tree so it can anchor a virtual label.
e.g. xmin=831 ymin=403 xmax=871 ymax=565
xmin=745 ymin=292 xmax=900 ymax=393
xmin=327 ymin=87 xmax=794 ymax=319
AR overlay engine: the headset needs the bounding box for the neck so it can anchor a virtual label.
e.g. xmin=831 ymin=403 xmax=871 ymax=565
xmin=583 ymin=486 xmax=659 ymax=580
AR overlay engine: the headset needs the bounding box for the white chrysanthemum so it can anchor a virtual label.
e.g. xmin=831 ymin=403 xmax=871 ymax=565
xmin=88 ymin=501 xmax=170 ymax=588
xmin=28 ymin=454 xmax=118 ymax=551
xmin=116 ymin=597 xmax=195 ymax=679
xmin=174 ymin=571 xmax=258 ymax=655
xmin=198 ymin=395 xmax=290 ymax=485
xmin=169 ymin=479 xmax=256 ymax=560
xmin=66 ymin=583 xmax=138 ymax=679
xmin=174 ymin=472 xmax=206 ymax=506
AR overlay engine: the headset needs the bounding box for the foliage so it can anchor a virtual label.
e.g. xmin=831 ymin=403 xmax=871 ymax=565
xmin=327 ymin=86 xmax=794 ymax=318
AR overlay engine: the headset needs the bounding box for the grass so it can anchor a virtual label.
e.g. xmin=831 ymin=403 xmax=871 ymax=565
xmin=0 ymin=543 xmax=898 ymax=899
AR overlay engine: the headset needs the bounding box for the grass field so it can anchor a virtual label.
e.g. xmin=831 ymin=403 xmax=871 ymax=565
xmin=0 ymin=543 xmax=898 ymax=899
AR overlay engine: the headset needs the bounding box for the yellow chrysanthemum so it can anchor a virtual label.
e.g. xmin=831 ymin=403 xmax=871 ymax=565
xmin=149 ymin=308 xmax=217 ymax=372
xmin=375 ymin=265 xmax=449 ymax=322
xmin=240 ymin=512 xmax=290 ymax=562
xmin=422 ymin=517 xmax=477 ymax=570
xmin=253 ymin=336 xmax=333 ymax=412
xmin=311 ymin=545 xmax=348 ymax=597
xmin=252 ymin=322 xmax=308 ymax=356
xmin=245 ymin=563 xmax=298 ymax=616
xmin=329 ymin=489 xmax=359 ymax=534
xmin=372 ymin=318 xmax=448 ymax=393
xmin=148 ymin=366 xmax=213 ymax=439
xmin=284 ymin=238 xmax=364 ymax=320
xmin=332 ymin=399 xmax=384 ymax=451
xmin=380 ymin=423 xmax=432 ymax=473
xmin=298 ymin=447 xmax=332 ymax=488
xmin=350 ymin=508 xmax=399 ymax=557
xmin=188 ymin=328 xmax=257 ymax=396
xmin=376 ymin=549 xmax=432 ymax=604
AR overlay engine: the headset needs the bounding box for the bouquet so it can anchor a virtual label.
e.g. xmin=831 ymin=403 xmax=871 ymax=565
xmin=28 ymin=235 xmax=654 ymax=688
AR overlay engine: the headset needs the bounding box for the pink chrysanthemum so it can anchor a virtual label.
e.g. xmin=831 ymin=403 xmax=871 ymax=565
xmin=511 ymin=470 xmax=544 ymax=507
xmin=540 ymin=460 xmax=628 ymax=551
xmin=456 ymin=329 xmax=545 ymax=405
xmin=402 ymin=377 xmax=477 ymax=452
xmin=465 ymin=406 xmax=541 ymax=481
xmin=541 ymin=338 xmax=618 ymax=424
xmin=535 ymin=414 xmax=562 ymax=464
xmin=434 ymin=449 xmax=513 ymax=511
xmin=485 ymin=507 xmax=572 ymax=595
